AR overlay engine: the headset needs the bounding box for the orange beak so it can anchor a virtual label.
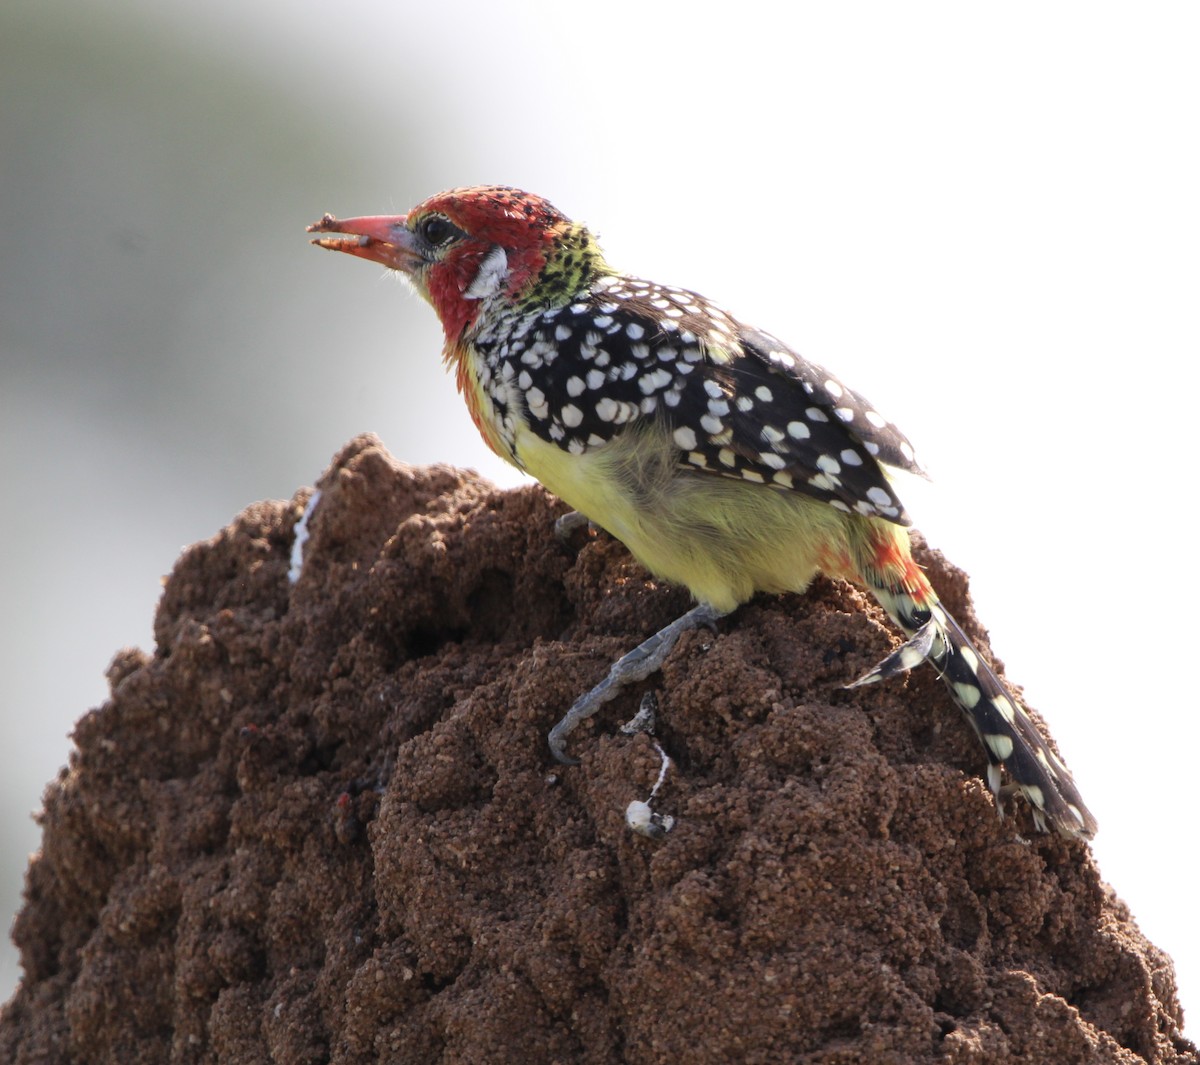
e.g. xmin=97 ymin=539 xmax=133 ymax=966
xmin=307 ymin=213 xmax=422 ymax=273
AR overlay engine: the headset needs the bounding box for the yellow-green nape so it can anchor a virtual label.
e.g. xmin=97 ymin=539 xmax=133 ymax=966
xmin=518 ymin=222 xmax=613 ymax=311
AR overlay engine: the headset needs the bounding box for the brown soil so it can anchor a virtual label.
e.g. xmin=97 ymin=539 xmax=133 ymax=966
xmin=1 ymin=434 xmax=1193 ymax=1064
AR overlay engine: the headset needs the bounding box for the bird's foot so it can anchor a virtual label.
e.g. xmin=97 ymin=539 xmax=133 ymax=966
xmin=554 ymin=510 xmax=598 ymax=543
xmin=548 ymin=603 xmax=727 ymax=764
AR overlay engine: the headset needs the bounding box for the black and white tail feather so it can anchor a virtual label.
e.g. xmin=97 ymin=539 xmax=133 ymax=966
xmin=852 ymin=584 xmax=1097 ymax=838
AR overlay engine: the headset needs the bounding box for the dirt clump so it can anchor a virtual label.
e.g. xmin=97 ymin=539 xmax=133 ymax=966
xmin=1 ymin=433 xmax=1193 ymax=1064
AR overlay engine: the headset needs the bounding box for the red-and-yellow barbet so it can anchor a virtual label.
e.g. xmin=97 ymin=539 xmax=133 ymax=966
xmin=309 ymin=186 xmax=1095 ymax=839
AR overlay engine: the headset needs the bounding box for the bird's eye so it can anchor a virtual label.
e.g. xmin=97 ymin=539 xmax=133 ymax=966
xmin=417 ymin=215 xmax=461 ymax=248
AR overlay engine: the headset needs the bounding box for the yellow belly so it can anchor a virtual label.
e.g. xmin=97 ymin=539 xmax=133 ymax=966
xmin=511 ymin=420 xmax=868 ymax=613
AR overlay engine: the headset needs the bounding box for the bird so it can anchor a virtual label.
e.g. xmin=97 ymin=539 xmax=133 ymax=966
xmin=308 ymin=185 xmax=1096 ymax=839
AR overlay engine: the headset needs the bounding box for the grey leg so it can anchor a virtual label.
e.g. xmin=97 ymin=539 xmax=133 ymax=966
xmin=554 ymin=510 xmax=594 ymax=542
xmin=548 ymin=603 xmax=727 ymax=764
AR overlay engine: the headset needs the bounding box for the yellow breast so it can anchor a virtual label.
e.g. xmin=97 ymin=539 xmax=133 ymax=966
xmin=511 ymin=419 xmax=864 ymax=613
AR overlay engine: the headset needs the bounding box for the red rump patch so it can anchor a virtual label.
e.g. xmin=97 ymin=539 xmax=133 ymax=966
xmin=868 ymin=530 xmax=934 ymax=604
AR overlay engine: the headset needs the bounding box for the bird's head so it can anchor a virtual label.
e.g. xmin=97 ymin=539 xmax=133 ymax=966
xmin=309 ymin=186 xmax=610 ymax=341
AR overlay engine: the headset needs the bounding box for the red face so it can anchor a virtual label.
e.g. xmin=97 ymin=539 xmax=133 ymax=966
xmin=308 ymin=186 xmax=571 ymax=339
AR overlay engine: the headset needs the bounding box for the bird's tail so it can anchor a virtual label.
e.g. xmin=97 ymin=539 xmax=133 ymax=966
xmin=850 ymin=536 xmax=1096 ymax=839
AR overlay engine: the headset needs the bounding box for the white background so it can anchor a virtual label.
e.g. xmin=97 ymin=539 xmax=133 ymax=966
xmin=2 ymin=0 xmax=1197 ymax=1029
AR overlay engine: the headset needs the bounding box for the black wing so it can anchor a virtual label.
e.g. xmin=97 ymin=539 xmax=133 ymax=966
xmin=494 ymin=274 xmax=921 ymax=524
xmin=681 ymin=324 xmax=923 ymax=524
